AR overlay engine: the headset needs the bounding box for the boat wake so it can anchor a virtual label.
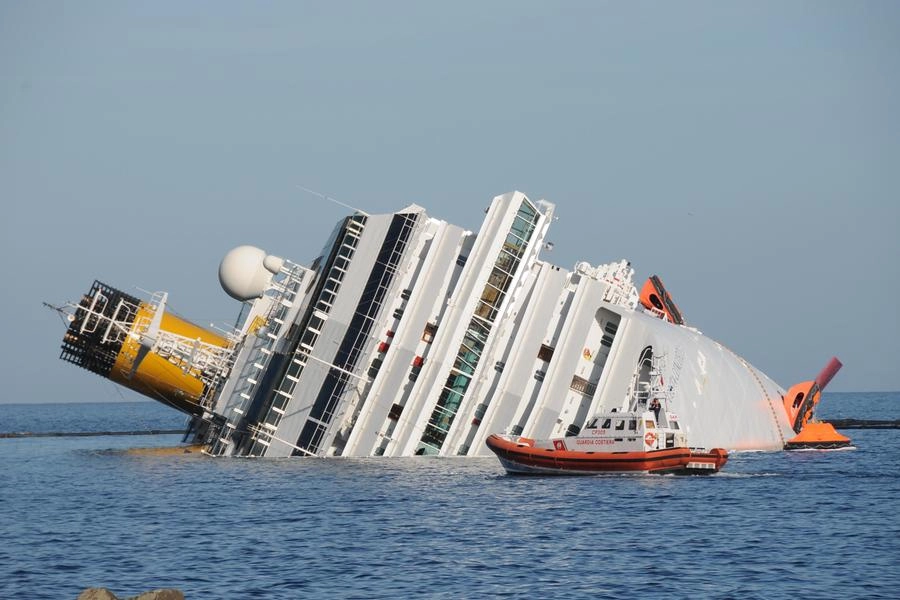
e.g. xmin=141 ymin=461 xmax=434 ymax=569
xmin=713 ymin=471 xmax=781 ymax=478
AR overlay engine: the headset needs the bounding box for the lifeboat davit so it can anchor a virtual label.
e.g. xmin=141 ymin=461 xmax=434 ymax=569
xmin=783 ymin=357 xmax=853 ymax=450
xmin=485 ymin=409 xmax=728 ymax=475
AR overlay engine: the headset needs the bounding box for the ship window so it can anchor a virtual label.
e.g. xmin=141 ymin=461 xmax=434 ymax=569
xmin=538 ymin=344 xmax=554 ymax=362
xmin=308 ymin=315 xmax=325 ymax=332
xmin=495 ymin=250 xmax=516 ymax=273
xmin=422 ymin=322 xmax=438 ymax=343
xmin=475 ymin=300 xmax=500 ymax=322
xmin=586 ymin=418 xmax=599 ymax=429
xmin=456 ymin=254 xmax=467 ymax=267
xmin=481 ymin=283 xmax=502 ymax=304
xmin=504 ymin=235 xmax=526 ymax=258
xmin=615 ymin=420 xmax=625 ymax=430
xmin=629 ymin=420 xmax=637 ymax=430
xmin=489 ymin=268 xmax=513 ymax=293
xmin=454 ymin=356 xmax=476 ymax=375
xmin=272 ymin=395 xmax=289 ymax=412
xmin=286 ymin=361 xmax=303 ymax=379
xmin=602 ymin=419 xmax=611 ymax=429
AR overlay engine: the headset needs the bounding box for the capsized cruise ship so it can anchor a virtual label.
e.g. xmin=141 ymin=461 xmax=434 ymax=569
xmin=53 ymin=191 xmax=847 ymax=457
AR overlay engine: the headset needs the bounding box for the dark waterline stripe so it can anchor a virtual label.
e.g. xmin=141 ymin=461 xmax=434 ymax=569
xmin=0 ymin=429 xmax=184 ymax=439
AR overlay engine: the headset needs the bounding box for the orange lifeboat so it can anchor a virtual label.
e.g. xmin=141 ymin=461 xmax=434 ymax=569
xmin=639 ymin=275 xmax=685 ymax=325
xmin=784 ymin=422 xmax=852 ymax=450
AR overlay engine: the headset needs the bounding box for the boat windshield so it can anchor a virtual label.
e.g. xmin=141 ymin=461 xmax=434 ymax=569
xmin=586 ymin=414 xmax=640 ymax=431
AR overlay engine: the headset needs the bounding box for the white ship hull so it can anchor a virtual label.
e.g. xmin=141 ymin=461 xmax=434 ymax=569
xmin=54 ymin=191 xmax=823 ymax=458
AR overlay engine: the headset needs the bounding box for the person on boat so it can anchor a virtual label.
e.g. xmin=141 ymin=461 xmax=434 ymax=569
xmin=649 ymin=398 xmax=661 ymax=422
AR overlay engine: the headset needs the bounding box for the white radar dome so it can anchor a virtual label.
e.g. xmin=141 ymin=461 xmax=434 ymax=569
xmin=219 ymin=245 xmax=285 ymax=301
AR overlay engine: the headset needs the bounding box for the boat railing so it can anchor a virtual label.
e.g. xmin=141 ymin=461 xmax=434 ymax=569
xmin=632 ymin=389 xmax=651 ymax=404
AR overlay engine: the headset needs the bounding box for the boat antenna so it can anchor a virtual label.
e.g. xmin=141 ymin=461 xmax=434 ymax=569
xmin=43 ymin=301 xmax=73 ymax=326
xmin=297 ymin=185 xmax=370 ymax=216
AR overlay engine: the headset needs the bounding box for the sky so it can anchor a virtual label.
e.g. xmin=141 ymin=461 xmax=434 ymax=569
xmin=1 ymin=1 xmax=898 ymax=404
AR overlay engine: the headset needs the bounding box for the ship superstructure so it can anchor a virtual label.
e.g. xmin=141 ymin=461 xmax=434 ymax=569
xmin=53 ymin=191 xmax=846 ymax=456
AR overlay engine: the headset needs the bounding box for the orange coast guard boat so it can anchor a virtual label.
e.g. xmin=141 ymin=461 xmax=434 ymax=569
xmin=485 ymin=409 xmax=728 ymax=475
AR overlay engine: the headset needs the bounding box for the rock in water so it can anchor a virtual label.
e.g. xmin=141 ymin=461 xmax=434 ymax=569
xmin=77 ymin=590 xmax=119 ymax=600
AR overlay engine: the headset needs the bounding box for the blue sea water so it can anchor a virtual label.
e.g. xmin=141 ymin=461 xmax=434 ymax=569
xmin=1 ymin=393 xmax=898 ymax=599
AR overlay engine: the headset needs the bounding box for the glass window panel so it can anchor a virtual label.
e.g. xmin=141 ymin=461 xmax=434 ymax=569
xmin=517 ymin=199 xmax=537 ymax=222
xmin=495 ymin=250 xmax=516 ymax=273
xmin=510 ymin=216 xmax=532 ymax=240
xmin=480 ymin=284 xmax=500 ymax=304
xmin=474 ymin=301 xmax=499 ymax=321
xmin=467 ymin=319 xmax=490 ymax=341
xmin=505 ymin=232 xmax=526 ymax=253
xmin=446 ymin=372 xmax=471 ymax=394
xmin=421 ymin=427 xmax=447 ymax=449
xmin=489 ymin=268 xmax=512 ymax=293
xmin=453 ymin=356 xmax=476 ymax=375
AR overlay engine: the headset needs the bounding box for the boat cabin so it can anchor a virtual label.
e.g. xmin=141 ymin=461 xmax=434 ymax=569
xmin=569 ymin=409 xmax=687 ymax=451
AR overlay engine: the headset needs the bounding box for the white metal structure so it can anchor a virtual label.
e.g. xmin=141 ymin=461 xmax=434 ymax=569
xmin=56 ymin=191 xmax=798 ymax=457
xmin=191 ymin=191 xmax=794 ymax=457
